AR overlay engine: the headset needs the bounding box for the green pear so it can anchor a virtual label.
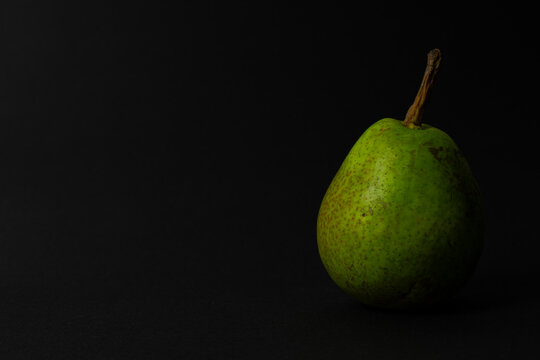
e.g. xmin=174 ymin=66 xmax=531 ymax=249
xmin=317 ymin=49 xmax=483 ymax=309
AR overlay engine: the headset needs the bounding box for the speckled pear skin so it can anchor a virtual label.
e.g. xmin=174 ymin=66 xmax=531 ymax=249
xmin=317 ymin=118 xmax=484 ymax=309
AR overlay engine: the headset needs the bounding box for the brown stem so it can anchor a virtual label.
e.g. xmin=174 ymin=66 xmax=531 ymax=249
xmin=402 ymin=48 xmax=442 ymax=129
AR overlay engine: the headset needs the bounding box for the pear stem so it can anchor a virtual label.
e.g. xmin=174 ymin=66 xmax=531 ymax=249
xmin=402 ymin=48 xmax=442 ymax=129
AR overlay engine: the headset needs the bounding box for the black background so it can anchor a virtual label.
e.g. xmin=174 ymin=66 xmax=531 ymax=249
xmin=1 ymin=1 xmax=539 ymax=359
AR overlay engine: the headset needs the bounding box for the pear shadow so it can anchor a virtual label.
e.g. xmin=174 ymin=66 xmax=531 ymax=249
xmin=342 ymin=262 xmax=540 ymax=316
xmin=346 ymin=294 xmax=486 ymax=316
xmin=283 ymin=261 xmax=540 ymax=353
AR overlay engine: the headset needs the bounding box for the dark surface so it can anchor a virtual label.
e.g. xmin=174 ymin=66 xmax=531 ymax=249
xmin=1 ymin=2 xmax=539 ymax=359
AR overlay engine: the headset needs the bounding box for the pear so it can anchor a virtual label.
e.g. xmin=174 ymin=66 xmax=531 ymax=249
xmin=317 ymin=49 xmax=483 ymax=309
